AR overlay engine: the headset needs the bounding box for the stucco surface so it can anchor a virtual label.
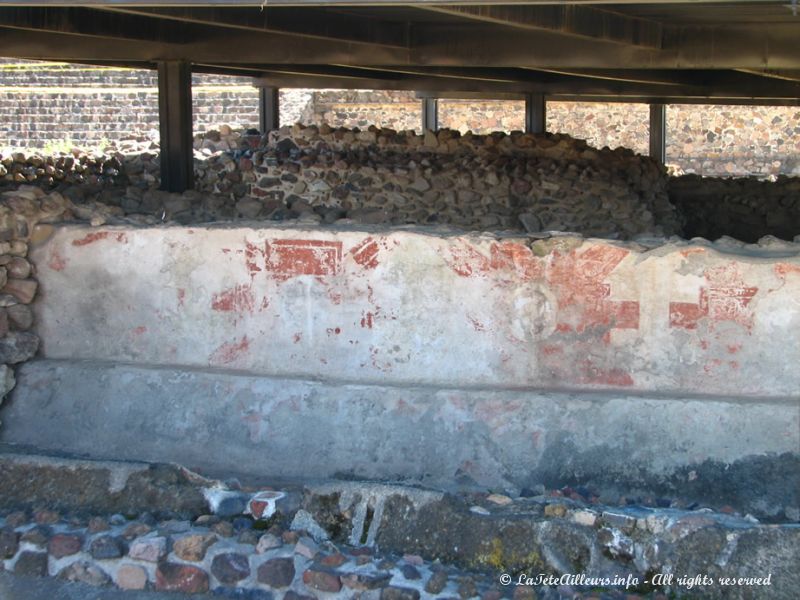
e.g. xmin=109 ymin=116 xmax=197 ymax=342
xmin=2 ymin=359 xmax=798 ymax=515
xmin=29 ymin=225 xmax=800 ymax=397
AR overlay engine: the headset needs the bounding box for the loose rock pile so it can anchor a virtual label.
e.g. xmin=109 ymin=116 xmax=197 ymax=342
xmin=670 ymin=174 xmax=800 ymax=242
xmin=0 ymin=149 xmax=130 ymax=187
xmin=2 ymin=125 xmax=682 ymax=239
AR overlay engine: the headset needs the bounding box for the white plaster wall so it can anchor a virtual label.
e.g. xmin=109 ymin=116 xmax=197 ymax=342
xmin=30 ymin=225 xmax=800 ymax=398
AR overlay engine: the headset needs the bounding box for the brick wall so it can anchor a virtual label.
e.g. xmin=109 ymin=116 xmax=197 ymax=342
xmin=1 ymin=59 xmax=798 ymax=177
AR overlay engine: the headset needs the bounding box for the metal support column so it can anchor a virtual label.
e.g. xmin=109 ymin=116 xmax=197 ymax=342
xmin=649 ymin=103 xmax=667 ymax=164
xmin=421 ymin=97 xmax=438 ymax=131
xmin=157 ymin=61 xmax=193 ymax=192
xmin=259 ymin=86 xmax=280 ymax=134
xmin=524 ymin=93 xmax=546 ymax=134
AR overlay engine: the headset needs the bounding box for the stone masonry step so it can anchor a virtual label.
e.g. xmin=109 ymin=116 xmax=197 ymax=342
xmin=0 ymin=448 xmax=798 ymax=599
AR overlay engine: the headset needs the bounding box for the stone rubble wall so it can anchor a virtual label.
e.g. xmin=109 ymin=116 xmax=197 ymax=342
xmin=2 ymin=59 xmax=799 ymax=178
xmin=204 ymin=124 xmax=680 ymax=238
xmin=290 ymin=92 xmax=800 ymax=178
xmin=1 ymin=124 xmax=682 ymax=239
xmin=4 ymin=124 xmax=800 ymax=242
xmin=0 ymin=190 xmax=43 ymax=422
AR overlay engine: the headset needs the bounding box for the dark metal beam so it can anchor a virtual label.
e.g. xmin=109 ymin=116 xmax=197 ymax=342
xmin=259 ymin=86 xmax=280 ymax=133
xmin=253 ymin=70 xmax=800 ymax=105
xmin=552 ymin=96 xmax=798 ymax=107
xmin=0 ymin=1 xmax=787 ymax=6
xmin=417 ymin=91 xmax=525 ymax=101
xmin=416 ymin=90 xmax=798 ymax=106
xmin=421 ymin=97 xmax=438 ymax=131
xmin=419 ymin=5 xmax=663 ymax=48
xmin=649 ymin=103 xmax=666 ymax=164
xmin=524 ymin=93 xmax=546 ymax=134
xmin=255 ymin=64 xmax=401 ymax=82
xmin=734 ymin=69 xmax=800 ymax=83
xmin=252 ymin=65 xmax=800 ymax=100
xmin=1 ymin=10 xmax=799 ymax=71
xmin=0 ymin=9 xmax=409 ymax=64
xmin=526 ymin=68 xmax=691 ymax=87
xmin=0 ymin=6 xmax=196 ymax=43
xmin=411 ymin=22 xmax=800 ymax=70
xmin=96 ymin=6 xmax=408 ymax=48
xmin=190 ymin=63 xmax=265 ymax=78
xmin=158 ymin=60 xmax=193 ymax=193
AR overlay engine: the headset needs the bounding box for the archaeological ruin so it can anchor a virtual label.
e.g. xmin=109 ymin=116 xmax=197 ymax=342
xmin=0 ymin=1 xmax=798 ymax=599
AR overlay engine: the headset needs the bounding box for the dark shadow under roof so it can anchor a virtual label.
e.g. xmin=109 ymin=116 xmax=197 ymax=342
xmin=0 ymin=0 xmax=797 ymax=104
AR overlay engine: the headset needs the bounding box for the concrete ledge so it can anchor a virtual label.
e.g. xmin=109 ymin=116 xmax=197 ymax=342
xmin=2 ymin=359 xmax=797 ymax=520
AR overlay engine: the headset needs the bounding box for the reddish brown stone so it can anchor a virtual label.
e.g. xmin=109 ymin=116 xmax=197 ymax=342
xmin=48 ymin=533 xmax=83 ymax=558
xmin=257 ymin=557 xmax=295 ymax=588
xmin=319 ymin=552 xmax=347 ymax=568
xmin=210 ymin=552 xmax=250 ymax=584
xmin=33 ymin=509 xmax=59 ymax=525
xmin=173 ymin=533 xmax=217 ymax=562
xmin=155 ymin=562 xmax=209 ymax=594
xmin=303 ymin=568 xmax=342 ymax=593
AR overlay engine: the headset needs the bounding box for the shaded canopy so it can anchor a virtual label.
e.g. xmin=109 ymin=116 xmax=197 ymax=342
xmin=0 ymin=0 xmax=798 ymax=104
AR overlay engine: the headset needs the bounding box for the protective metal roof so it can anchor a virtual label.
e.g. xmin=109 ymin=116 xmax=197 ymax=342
xmin=0 ymin=1 xmax=797 ymax=104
